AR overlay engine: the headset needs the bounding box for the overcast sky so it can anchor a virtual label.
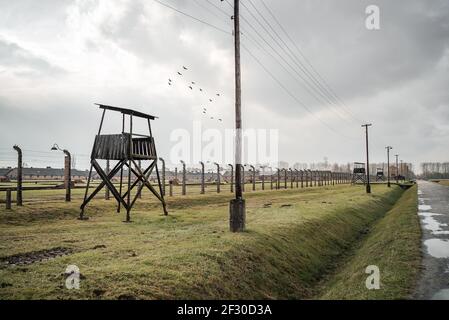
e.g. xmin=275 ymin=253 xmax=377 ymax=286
xmin=0 ymin=0 xmax=448 ymax=172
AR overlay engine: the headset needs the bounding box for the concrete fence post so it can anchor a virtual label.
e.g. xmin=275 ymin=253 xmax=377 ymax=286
xmin=180 ymin=161 xmax=186 ymax=196
xmin=200 ymin=162 xmax=205 ymax=194
xmin=13 ymin=145 xmax=23 ymax=206
xmin=105 ymin=159 xmax=110 ymax=200
xmin=6 ymin=189 xmax=12 ymax=210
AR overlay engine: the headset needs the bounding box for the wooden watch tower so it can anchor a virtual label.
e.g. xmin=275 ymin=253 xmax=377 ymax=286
xmin=80 ymin=104 xmax=167 ymax=222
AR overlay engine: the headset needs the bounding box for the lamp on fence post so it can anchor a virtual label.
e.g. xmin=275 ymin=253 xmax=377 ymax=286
xmin=13 ymin=145 xmax=23 ymax=206
xmin=400 ymin=160 xmax=404 ymax=182
xmin=51 ymin=143 xmax=71 ymax=202
xmin=159 ymin=157 xmax=166 ymax=196
xmin=284 ymin=169 xmax=287 ymax=189
xmin=228 ymin=164 xmax=234 ymax=193
xmin=276 ymin=168 xmax=281 ymax=190
xmin=214 ymin=162 xmax=221 ymax=193
xmin=295 ymin=169 xmax=299 ymax=188
xmin=248 ymin=165 xmax=256 ymax=191
xmin=260 ymin=166 xmax=266 ymax=191
xmin=180 ymin=160 xmax=186 ymax=195
xmin=385 ymin=146 xmax=392 ymax=187
xmin=268 ymin=167 xmax=273 ymax=190
xmin=289 ymin=168 xmax=293 ymax=189
xmin=200 ymin=161 xmax=205 ymax=194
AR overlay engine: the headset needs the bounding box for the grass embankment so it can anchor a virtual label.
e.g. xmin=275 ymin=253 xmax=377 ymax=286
xmin=318 ymin=185 xmax=420 ymax=299
xmin=429 ymin=179 xmax=449 ymax=186
xmin=0 ymin=184 xmax=412 ymax=299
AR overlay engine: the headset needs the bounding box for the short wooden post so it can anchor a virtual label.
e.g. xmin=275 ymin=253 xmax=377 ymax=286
xmin=6 ymin=189 xmax=12 ymax=210
xmin=169 ymin=180 xmax=173 ymax=197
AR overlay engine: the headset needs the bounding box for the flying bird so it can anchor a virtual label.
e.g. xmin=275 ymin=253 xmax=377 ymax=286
xmin=191 ymin=81 xmax=195 ymax=85
xmin=218 ymin=119 xmax=222 ymax=122
xmin=189 ymin=86 xmax=193 ymax=90
xmin=168 ymin=78 xmax=172 ymax=82
xmin=183 ymin=66 xmax=188 ymax=70
xmin=209 ymin=99 xmax=213 ymax=102
xmin=177 ymin=72 xmax=182 ymax=76
xmin=216 ymin=93 xmax=220 ymax=96
xmin=199 ymin=88 xmax=203 ymax=92
xmin=210 ymin=117 xmax=214 ymax=119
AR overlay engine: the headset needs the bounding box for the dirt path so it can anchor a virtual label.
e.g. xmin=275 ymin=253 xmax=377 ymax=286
xmin=414 ymin=181 xmax=449 ymax=300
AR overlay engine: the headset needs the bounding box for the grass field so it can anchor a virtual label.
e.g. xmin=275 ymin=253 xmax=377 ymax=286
xmin=0 ymin=183 xmax=419 ymax=299
xmin=317 ymin=185 xmax=420 ymax=299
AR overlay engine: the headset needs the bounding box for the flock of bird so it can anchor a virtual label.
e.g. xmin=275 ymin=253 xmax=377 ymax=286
xmin=168 ymin=66 xmax=224 ymax=122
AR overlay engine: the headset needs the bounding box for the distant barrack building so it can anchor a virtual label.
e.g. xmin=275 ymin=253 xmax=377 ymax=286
xmin=1 ymin=167 xmax=91 ymax=180
xmin=0 ymin=167 xmax=321 ymax=183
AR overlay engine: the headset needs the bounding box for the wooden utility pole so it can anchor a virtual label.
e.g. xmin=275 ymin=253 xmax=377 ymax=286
xmin=13 ymin=145 xmax=23 ymax=206
xmin=230 ymin=0 xmax=245 ymax=232
xmin=395 ymin=154 xmax=399 ymax=184
xmin=386 ymin=146 xmax=392 ymax=187
xmin=362 ymin=124 xmax=372 ymax=194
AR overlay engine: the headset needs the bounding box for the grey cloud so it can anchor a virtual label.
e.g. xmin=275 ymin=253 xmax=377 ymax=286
xmin=0 ymin=38 xmax=66 ymax=76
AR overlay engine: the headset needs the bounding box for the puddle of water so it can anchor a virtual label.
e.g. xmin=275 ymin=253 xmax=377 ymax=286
xmin=418 ymin=212 xmax=442 ymax=217
xmin=419 ymin=204 xmax=432 ymax=211
xmin=422 ymin=216 xmax=448 ymax=234
xmin=432 ymin=289 xmax=449 ymax=300
xmin=424 ymin=239 xmax=449 ymax=258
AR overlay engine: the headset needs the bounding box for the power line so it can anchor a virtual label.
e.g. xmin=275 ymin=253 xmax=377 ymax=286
xmin=152 ymin=0 xmax=231 ymax=35
xmin=152 ymin=0 xmax=355 ymax=140
xmin=241 ymin=44 xmax=355 ymax=140
xmin=240 ymin=0 xmax=355 ymax=125
xmin=259 ymin=0 xmax=363 ymax=123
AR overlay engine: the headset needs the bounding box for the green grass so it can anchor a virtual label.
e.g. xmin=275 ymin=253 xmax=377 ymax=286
xmin=317 ymin=185 xmax=420 ymax=299
xmin=0 ymin=184 xmax=413 ymax=299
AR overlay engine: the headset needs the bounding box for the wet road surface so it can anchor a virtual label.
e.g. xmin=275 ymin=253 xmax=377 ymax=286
xmin=414 ymin=181 xmax=449 ymax=300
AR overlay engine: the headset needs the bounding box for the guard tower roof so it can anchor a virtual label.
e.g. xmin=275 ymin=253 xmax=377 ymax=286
xmin=95 ymin=103 xmax=158 ymax=120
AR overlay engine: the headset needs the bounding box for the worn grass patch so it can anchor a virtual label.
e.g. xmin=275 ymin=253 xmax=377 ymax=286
xmin=0 ymin=184 xmax=404 ymax=299
xmin=317 ymin=185 xmax=420 ymax=300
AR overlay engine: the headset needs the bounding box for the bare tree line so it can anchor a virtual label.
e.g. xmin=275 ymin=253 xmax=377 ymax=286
xmin=420 ymin=162 xmax=449 ymax=179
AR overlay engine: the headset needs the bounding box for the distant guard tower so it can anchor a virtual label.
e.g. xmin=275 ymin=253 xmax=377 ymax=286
xmin=376 ymin=167 xmax=385 ymax=182
xmin=352 ymin=162 xmax=366 ymax=185
xmin=80 ymin=104 xmax=167 ymax=222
